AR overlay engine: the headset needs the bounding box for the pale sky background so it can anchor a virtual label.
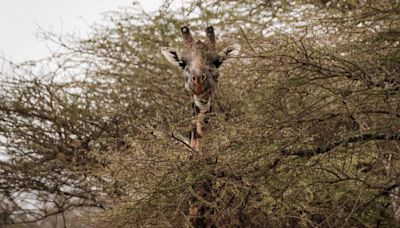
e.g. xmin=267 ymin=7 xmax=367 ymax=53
xmin=0 ymin=0 xmax=176 ymax=63
xmin=0 ymin=0 xmax=182 ymax=161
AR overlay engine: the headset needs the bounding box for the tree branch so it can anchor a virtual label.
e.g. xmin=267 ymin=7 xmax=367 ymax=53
xmin=282 ymin=133 xmax=400 ymax=157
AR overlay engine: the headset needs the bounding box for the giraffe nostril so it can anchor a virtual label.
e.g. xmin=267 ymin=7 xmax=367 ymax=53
xmin=201 ymin=74 xmax=207 ymax=81
xmin=192 ymin=76 xmax=196 ymax=82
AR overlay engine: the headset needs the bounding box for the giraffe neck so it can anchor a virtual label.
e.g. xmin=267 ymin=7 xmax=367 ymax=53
xmin=193 ymin=93 xmax=211 ymax=114
xmin=189 ymin=92 xmax=213 ymax=150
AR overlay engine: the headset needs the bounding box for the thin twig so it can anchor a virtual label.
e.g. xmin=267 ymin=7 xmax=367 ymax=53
xmin=171 ymin=132 xmax=196 ymax=152
xmin=239 ymin=26 xmax=256 ymax=53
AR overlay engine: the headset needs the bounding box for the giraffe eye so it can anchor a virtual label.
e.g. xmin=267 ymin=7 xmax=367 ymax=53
xmin=213 ymin=59 xmax=223 ymax=68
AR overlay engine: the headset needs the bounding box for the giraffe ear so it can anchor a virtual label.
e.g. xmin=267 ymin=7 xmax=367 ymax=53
xmin=161 ymin=48 xmax=186 ymax=69
xmin=214 ymin=44 xmax=241 ymax=68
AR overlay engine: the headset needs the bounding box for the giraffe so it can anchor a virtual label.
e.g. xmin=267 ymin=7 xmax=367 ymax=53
xmin=162 ymin=26 xmax=240 ymax=151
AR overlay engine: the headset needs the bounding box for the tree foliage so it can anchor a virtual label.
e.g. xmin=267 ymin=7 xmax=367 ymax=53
xmin=1 ymin=0 xmax=400 ymax=227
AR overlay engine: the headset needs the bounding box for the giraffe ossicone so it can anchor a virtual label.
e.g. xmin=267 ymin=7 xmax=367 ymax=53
xmin=161 ymin=26 xmax=240 ymax=150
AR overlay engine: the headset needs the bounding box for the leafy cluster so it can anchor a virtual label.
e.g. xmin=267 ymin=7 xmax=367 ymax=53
xmin=1 ymin=0 xmax=400 ymax=227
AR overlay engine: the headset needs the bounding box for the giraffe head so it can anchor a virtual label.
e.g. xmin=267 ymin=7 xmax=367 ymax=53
xmin=162 ymin=26 xmax=240 ymax=96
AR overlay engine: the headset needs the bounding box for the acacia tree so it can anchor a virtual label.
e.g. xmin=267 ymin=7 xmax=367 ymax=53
xmin=1 ymin=0 xmax=400 ymax=227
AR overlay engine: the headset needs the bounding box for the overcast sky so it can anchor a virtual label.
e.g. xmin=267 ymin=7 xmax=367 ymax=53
xmin=0 ymin=0 xmax=172 ymax=63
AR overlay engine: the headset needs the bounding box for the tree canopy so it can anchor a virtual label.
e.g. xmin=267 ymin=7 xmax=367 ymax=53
xmin=1 ymin=0 xmax=400 ymax=227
